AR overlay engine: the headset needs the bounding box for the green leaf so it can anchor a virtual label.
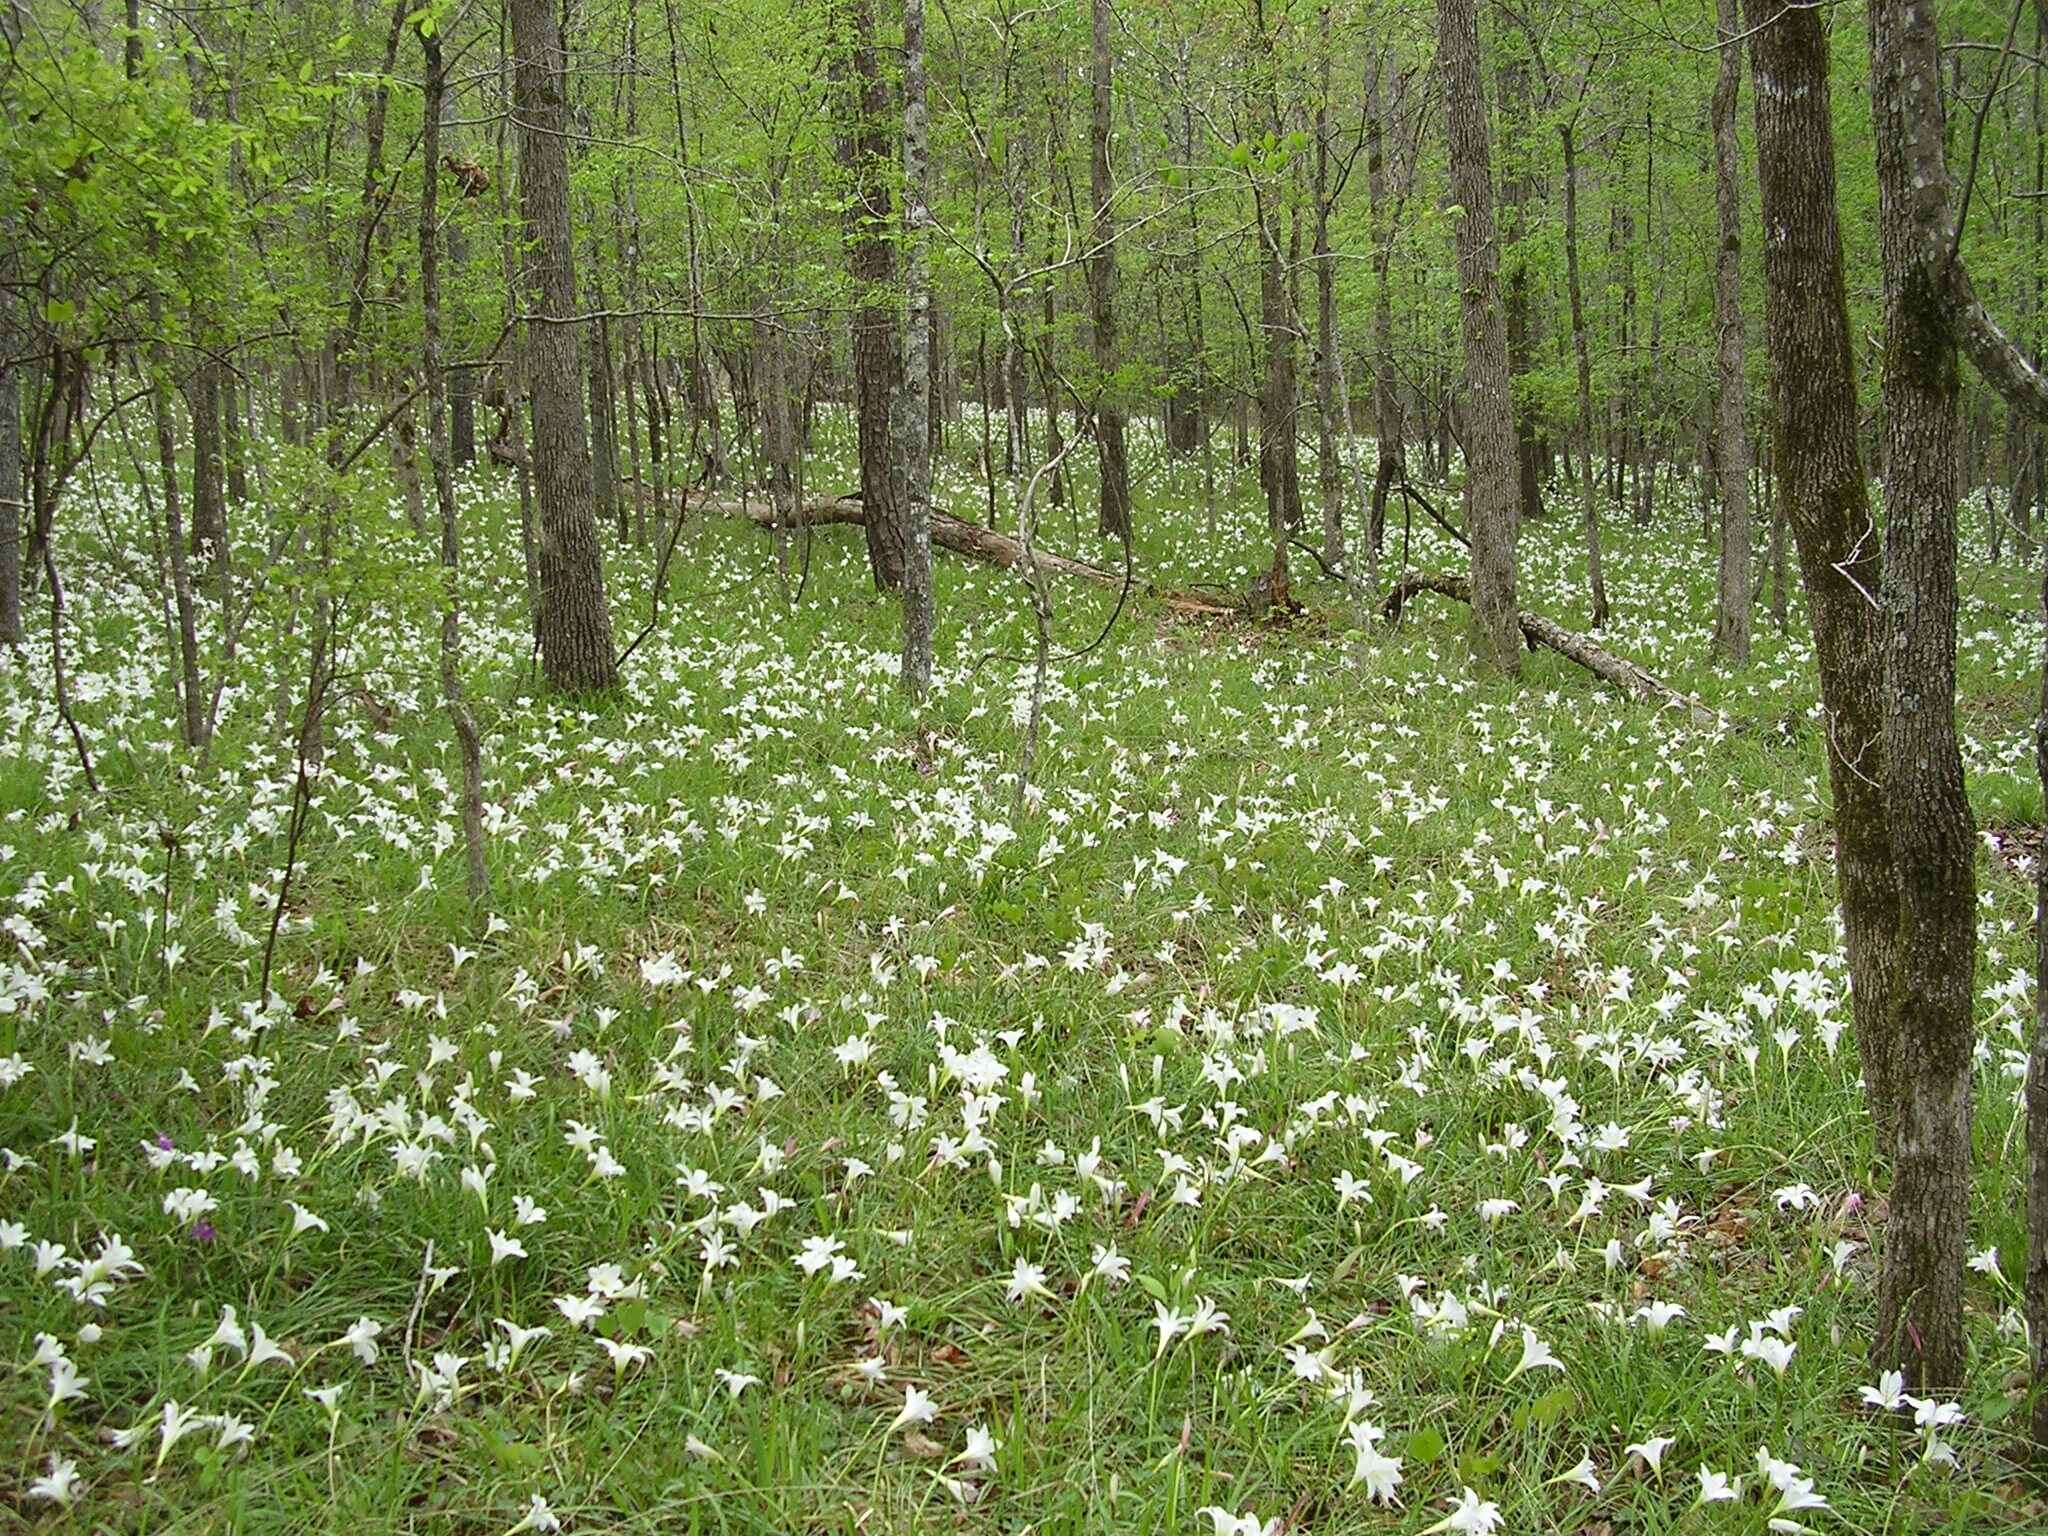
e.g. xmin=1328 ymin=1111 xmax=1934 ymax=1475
xmin=1406 ymin=1427 xmax=1446 ymax=1463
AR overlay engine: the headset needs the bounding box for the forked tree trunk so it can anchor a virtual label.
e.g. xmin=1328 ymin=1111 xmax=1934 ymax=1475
xmin=510 ymin=0 xmax=618 ymax=691
xmin=1436 ymin=0 xmax=1521 ymax=675
xmin=1745 ymin=0 xmax=1901 ymax=1151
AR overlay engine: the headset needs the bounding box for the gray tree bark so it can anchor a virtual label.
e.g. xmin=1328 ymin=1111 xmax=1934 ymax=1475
xmin=1498 ymin=55 xmax=1544 ymax=527
xmin=1745 ymin=0 xmax=1903 ymax=1155
xmin=1865 ymin=0 xmax=1979 ymax=1397
xmin=898 ymin=0 xmax=935 ymax=698
xmin=510 ymin=0 xmax=618 ymax=691
xmin=1436 ymin=0 xmax=1521 ymax=675
xmin=833 ymin=0 xmax=906 ymax=589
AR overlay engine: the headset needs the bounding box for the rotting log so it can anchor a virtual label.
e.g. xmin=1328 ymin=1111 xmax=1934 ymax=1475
xmin=711 ymin=495 xmax=1244 ymax=621
xmin=1382 ymin=571 xmax=1715 ymax=723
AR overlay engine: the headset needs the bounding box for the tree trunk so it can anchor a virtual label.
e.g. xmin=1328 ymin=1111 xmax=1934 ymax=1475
xmin=1561 ymin=117 xmax=1608 ymax=627
xmin=222 ymin=367 xmax=248 ymax=506
xmin=1711 ymin=0 xmax=1752 ymax=662
xmin=1313 ymin=9 xmax=1344 ymax=570
xmin=587 ymin=267 xmax=621 ymax=543
xmin=835 ymin=0 xmax=905 ymax=589
xmin=1866 ymin=0 xmax=1976 ymax=1397
xmin=898 ymin=0 xmax=935 ymax=698
xmin=0 ymin=243 xmax=20 ymax=648
xmin=420 ymin=27 xmax=489 ymax=905
xmin=1498 ymin=56 xmax=1544 ymax=526
xmin=1436 ymin=0 xmax=1521 ymax=675
xmin=1089 ymin=0 xmax=1131 ymax=543
xmin=394 ymin=395 xmax=427 ymax=534
xmin=1041 ymin=166 xmax=1067 ymax=509
xmin=1366 ymin=57 xmax=1403 ymax=562
xmin=187 ymin=358 xmax=228 ymax=575
xmin=1637 ymin=98 xmax=1664 ymax=529
xmin=1746 ymin=0 xmax=1901 ymax=1150
xmin=1768 ymin=439 xmax=1789 ymax=631
xmin=2034 ymin=523 xmax=2048 ymax=1461
xmin=449 ymin=211 xmax=478 ymax=469
xmin=510 ymin=0 xmax=618 ymax=691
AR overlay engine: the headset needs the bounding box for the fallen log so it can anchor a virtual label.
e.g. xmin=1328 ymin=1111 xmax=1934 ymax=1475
xmin=1381 ymin=571 xmax=1716 ymax=724
xmin=711 ymin=495 xmax=1245 ymax=621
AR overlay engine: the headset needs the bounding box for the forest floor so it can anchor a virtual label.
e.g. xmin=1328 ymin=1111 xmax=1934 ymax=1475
xmin=2 ymin=416 xmax=2047 ymax=1534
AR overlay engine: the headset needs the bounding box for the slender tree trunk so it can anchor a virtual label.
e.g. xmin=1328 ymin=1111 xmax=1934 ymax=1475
xmin=1746 ymin=0 xmax=1902 ymax=1150
xmin=148 ymin=376 xmax=205 ymax=751
xmin=394 ymin=394 xmax=427 ymax=534
xmin=2034 ymin=509 xmax=2048 ymax=1461
xmin=1366 ymin=56 xmax=1403 ymax=562
xmin=1637 ymin=99 xmax=1663 ymax=529
xmin=420 ymin=26 xmax=488 ymax=905
xmin=222 ymin=368 xmax=248 ymax=506
xmin=1313 ymin=7 xmax=1344 ymax=570
xmin=587 ymin=257 xmax=621 ymax=543
xmin=1041 ymin=154 xmax=1067 ymax=509
xmin=898 ymin=0 xmax=935 ymax=698
xmin=1006 ymin=133 xmax=1030 ymax=480
xmin=1167 ymin=55 xmax=1217 ymax=533
xmin=495 ymin=19 xmax=539 ymax=629
xmin=1499 ymin=56 xmax=1543 ymax=526
xmin=1711 ymin=0 xmax=1752 ymax=662
xmin=619 ymin=190 xmax=646 ymax=545
xmin=1561 ymin=117 xmax=1608 ymax=627
xmin=187 ymin=359 xmax=227 ymax=575
xmin=1089 ymin=0 xmax=1131 ymax=542
xmin=125 ymin=0 xmax=207 ymax=747
xmin=449 ymin=210 xmax=477 ymax=468
xmin=0 ymin=242 xmax=20 ymax=647
xmin=1437 ymin=0 xmax=1520 ymax=674
xmin=510 ymin=0 xmax=618 ymax=690
xmin=2033 ymin=39 xmax=2048 ymax=1443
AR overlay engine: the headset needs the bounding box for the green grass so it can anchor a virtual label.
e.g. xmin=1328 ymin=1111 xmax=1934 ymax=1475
xmin=0 ymin=416 xmax=2043 ymax=1533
